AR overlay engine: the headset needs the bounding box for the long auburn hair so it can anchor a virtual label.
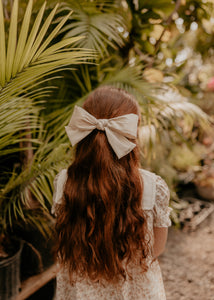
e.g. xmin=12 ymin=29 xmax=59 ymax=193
xmin=54 ymin=86 xmax=151 ymax=283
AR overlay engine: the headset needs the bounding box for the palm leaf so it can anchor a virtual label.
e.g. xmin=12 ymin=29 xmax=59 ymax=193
xmin=12 ymin=0 xmax=33 ymax=76
xmin=22 ymin=3 xmax=60 ymax=67
xmin=5 ymin=0 xmax=18 ymax=82
xmin=0 ymin=0 xmax=6 ymax=86
xmin=60 ymin=0 xmax=127 ymax=57
xmin=0 ymin=96 xmax=41 ymax=156
xmin=0 ymin=142 xmax=71 ymax=227
xmin=17 ymin=1 xmax=47 ymax=73
xmin=0 ymin=1 xmax=95 ymax=91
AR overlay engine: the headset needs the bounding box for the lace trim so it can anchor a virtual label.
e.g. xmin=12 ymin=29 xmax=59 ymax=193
xmin=153 ymin=176 xmax=172 ymax=227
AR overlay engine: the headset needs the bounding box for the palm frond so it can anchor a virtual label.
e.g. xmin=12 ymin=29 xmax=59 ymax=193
xmin=12 ymin=0 xmax=33 ymax=76
xmin=60 ymin=1 xmax=128 ymax=57
xmin=0 ymin=0 xmax=95 ymax=92
xmin=0 ymin=141 xmax=71 ymax=229
xmin=0 ymin=0 xmax=6 ymax=86
xmin=5 ymin=0 xmax=18 ymax=82
xmin=0 ymin=96 xmax=41 ymax=156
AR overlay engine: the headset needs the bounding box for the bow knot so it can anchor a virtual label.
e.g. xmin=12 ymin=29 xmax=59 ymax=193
xmin=96 ymin=119 xmax=108 ymax=131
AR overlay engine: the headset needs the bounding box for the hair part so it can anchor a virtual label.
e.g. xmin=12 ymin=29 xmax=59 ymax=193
xmin=54 ymin=86 xmax=152 ymax=283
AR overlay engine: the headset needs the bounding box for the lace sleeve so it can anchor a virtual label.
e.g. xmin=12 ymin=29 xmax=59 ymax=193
xmin=51 ymin=169 xmax=67 ymax=215
xmin=153 ymin=176 xmax=172 ymax=227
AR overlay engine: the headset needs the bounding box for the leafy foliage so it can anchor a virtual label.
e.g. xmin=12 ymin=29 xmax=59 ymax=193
xmin=61 ymin=0 xmax=127 ymax=57
xmin=0 ymin=0 xmax=94 ymax=236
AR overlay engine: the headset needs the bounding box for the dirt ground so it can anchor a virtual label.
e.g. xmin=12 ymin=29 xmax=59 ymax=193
xmin=159 ymin=211 xmax=214 ymax=300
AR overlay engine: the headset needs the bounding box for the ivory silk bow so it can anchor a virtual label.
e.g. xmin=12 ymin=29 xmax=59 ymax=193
xmin=65 ymin=106 xmax=139 ymax=159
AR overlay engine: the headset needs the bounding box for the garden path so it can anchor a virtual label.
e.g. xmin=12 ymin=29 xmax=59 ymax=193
xmin=160 ymin=211 xmax=214 ymax=300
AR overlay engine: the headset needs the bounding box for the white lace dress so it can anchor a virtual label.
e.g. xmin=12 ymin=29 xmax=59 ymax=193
xmin=52 ymin=168 xmax=172 ymax=300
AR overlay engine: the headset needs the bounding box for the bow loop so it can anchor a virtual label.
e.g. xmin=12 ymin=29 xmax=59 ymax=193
xmin=65 ymin=106 xmax=139 ymax=159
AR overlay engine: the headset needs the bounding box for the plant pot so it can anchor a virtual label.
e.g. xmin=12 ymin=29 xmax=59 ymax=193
xmin=0 ymin=240 xmax=23 ymax=300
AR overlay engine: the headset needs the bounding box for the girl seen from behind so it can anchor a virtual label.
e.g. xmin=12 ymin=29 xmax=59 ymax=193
xmin=52 ymin=86 xmax=172 ymax=299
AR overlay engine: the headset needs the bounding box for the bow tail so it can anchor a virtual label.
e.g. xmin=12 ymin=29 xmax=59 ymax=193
xmin=105 ymin=128 xmax=136 ymax=159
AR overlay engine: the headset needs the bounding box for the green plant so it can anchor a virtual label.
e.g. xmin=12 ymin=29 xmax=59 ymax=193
xmin=0 ymin=0 xmax=94 ymax=247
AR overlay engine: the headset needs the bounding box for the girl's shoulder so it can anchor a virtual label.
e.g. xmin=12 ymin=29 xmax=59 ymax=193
xmin=139 ymin=168 xmax=156 ymax=210
xmin=139 ymin=169 xmax=169 ymax=210
xmin=139 ymin=168 xmax=172 ymax=227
